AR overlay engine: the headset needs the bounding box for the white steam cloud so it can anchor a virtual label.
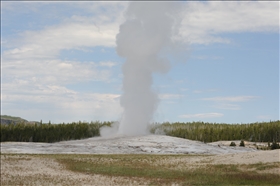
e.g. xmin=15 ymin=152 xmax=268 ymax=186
xmin=116 ymin=2 xmax=184 ymax=136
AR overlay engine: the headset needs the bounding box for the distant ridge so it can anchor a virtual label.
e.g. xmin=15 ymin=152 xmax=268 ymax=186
xmin=0 ymin=115 xmax=30 ymax=125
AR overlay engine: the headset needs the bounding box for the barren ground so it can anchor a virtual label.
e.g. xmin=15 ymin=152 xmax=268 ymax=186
xmin=1 ymin=135 xmax=279 ymax=185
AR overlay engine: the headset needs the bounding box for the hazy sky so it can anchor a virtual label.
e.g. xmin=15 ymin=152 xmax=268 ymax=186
xmin=1 ymin=1 xmax=279 ymax=124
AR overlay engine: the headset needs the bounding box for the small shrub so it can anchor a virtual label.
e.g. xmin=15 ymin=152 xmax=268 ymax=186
xmin=230 ymin=142 xmax=236 ymax=146
xmin=271 ymin=142 xmax=280 ymax=150
xmin=239 ymin=140 xmax=245 ymax=147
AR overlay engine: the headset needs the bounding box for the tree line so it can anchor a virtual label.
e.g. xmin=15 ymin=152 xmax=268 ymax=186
xmin=0 ymin=121 xmax=112 ymax=143
xmin=149 ymin=120 xmax=280 ymax=144
xmin=1 ymin=120 xmax=279 ymax=145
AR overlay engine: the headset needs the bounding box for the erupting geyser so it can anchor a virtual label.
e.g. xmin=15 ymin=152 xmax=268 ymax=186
xmin=116 ymin=2 xmax=183 ymax=135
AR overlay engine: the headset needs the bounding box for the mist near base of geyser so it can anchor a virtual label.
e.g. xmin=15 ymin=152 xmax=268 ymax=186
xmin=100 ymin=122 xmax=120 ymax=137
xmin=115 ymin=2 xmax=184 ymax=136
xmin=100 ymin=121 xmax=152 ymax=137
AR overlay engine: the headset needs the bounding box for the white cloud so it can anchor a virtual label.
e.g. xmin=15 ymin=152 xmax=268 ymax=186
xmin=3 ymin=1 xmax=278 ymax=63
xmin=57 ymin=93 xmax=121 ymax=118
xmin=1 ymin=56 xmax=116 ymax=122
xmin=3 ymin=1 xmax=278 ymax=61
xmin=202 ymin=96 xmax=259 ymax=102
xmin=1 ymin=2 xmax=125 ymax=97
xmin=256 ymin=115 xmax=272 ymax=120
xmin=1 ymin=83 xmax=122 ymax=123
xmin=180 ymin=1 xmax=279 ymax=44
xmin=2 ymin=59 xmax=111 ymax=86
xmin=179 ymin=113 xmax=223 ymax=119
xmin=212 ymin=103 xmax=241 ymax=110
xmin=3 ymin=22 xmax=117 ymax=60
xmin=193 ymin=89 xmax=218 ymax=94
xmin=201 ymin=96 xmax=259 ymax=111
xmin=193 ymin=90 xmax=203 ymax=94
xmin=1 ymin=1 xmax=278 ymax=122
xmin=99 ymin=61 xmax=117 ymax=68
xmin=2 ymin=2 xmax=127 ymax=59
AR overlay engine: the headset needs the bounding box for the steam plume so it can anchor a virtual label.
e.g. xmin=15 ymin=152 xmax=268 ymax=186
xmin=116 ymin=2 xmax=182 ymax=135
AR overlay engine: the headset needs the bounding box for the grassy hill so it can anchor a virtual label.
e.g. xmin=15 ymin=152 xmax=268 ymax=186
xmin=1 ymin=115 xmax=28 ymax=125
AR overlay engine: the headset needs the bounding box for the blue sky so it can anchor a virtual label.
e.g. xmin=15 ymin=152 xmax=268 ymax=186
xmin=1 ymin=1 xmax=279 ymax=124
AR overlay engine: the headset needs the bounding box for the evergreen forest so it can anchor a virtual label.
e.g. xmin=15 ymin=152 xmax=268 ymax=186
xmin=1 ymin=119 xmax=279 ymax=147
xmin=0 ymin=121 xmax=112 ymax=143
xmin=150 ymin=121 xmax=280 ymax=143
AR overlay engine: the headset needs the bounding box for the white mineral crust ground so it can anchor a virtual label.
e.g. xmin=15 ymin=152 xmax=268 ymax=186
xmin=1 ymin=135 xmax=257 ymax=154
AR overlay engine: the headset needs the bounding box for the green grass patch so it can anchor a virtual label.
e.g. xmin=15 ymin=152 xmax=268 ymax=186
xmin=2 ymin=153 xmax=279 ymax=185
xmin=51 ymin=154 xmax=280 ymax=185
xmin=245 ymin=162 xmax=280 ymax=171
